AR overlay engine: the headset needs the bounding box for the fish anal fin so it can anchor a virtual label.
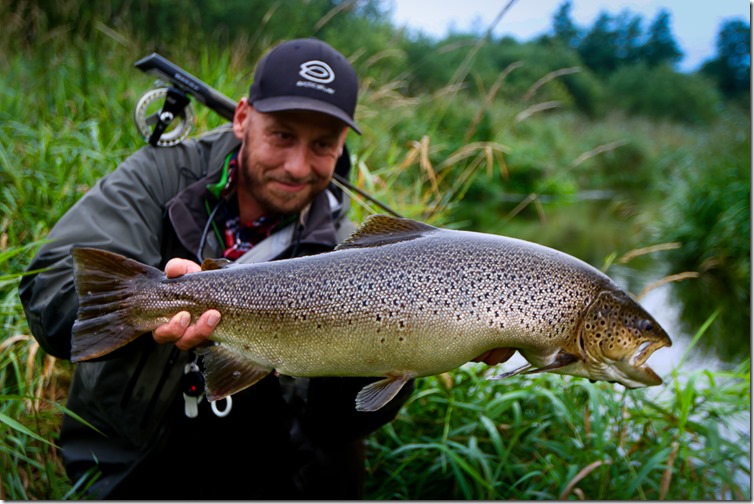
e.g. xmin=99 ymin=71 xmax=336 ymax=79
xmin=355 ymin=375 xmax=411 ymax=412
xmin=196 ymin=344 xmax=272 ymax=400
xmin=201 ymin=258 xmax=234 ymax=271
xmin=336 ymin=215 xmax=437 ymax=249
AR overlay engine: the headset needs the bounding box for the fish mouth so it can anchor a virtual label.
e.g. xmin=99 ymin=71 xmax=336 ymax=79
xmin=612 ymin=341 xmax=668 ymax=388
xmin=630 ymin=341 xmax=665 ymax=367
xmin=614 ymin=361 xmax=663 ymax=387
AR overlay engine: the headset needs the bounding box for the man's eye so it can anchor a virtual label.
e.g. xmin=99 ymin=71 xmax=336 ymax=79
xmin=315 ymin=141 xmax=338 ymax=154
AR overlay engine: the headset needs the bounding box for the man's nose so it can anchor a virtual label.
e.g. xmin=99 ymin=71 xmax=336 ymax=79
xmin=283 ymin=145 xmax=311 ymax=179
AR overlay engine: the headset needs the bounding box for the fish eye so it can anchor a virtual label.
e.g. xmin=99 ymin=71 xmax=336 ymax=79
xmin=639 ymin=320 xmax=654 ymax=332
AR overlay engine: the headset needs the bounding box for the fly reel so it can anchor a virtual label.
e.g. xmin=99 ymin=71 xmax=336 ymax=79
xmin=134 ymin=87 xmax=195 ymax=147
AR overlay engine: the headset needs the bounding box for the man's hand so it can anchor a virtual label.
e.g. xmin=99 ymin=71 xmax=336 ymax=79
xmin=472 ymin=347 xmax=516 ymax=366
xmin=152 ymin=258 xmax=221 ymax=351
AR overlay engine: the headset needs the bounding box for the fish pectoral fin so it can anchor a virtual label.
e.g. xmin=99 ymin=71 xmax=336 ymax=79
xmin=355 ymin=375 xmax=411 ymax=412
xmin=522 ymin=350 xmax=579 ymax=375
xmin=489 ymin=351 xmax=580 ymax=380
xmin=489 ymin=363 xmax=534 ymax=380
xmin=195 ymin=344 xmax=272 ymax=401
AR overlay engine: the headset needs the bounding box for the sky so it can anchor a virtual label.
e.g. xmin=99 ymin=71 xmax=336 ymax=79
xmin=389 ymin=0 xmax=750 ymax=72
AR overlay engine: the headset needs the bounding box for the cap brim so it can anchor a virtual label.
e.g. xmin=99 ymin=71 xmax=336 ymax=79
xmin=253 ymin=96 xmax=362 ymax=135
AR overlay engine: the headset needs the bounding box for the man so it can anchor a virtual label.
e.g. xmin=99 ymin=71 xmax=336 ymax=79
xmin=19 ymin=38 xmax=413 ymax=499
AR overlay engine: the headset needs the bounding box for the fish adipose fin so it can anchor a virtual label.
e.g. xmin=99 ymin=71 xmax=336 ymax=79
xmin=355 ymin=375 xmax=411 ymax=412
xmin=196 ymin=344 xmax=272 ymax=401
xmin=336 ymin=215 xmax=437 ymax=249
xmin=71 ymin=247 xmax=164 ymax=362
xmin=200 ymin=257 xmax=234 ymax=271
xmin=489 ymin=351 xmax=579 ymax=380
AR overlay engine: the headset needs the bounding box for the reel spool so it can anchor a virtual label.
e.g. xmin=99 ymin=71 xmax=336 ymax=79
xmin=134 ymin=87 xmax=195 ymax=146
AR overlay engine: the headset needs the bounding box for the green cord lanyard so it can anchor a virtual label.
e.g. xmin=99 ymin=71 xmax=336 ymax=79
xmin=202 ymin=150 xmax=236 ymax=247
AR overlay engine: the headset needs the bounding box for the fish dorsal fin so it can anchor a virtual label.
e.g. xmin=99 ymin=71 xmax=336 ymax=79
xmin=201 ymin=258 xmax=234 ymax=271
xmin=336 ymin=215 xmax=437 ymax=250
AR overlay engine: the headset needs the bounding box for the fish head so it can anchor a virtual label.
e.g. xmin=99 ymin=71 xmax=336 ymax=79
xmin=577 ymin=289 xmax=672 ymax=388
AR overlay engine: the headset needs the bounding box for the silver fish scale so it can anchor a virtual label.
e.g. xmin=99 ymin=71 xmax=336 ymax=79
xmin=135 ymin=228 xmax=616 ymax=380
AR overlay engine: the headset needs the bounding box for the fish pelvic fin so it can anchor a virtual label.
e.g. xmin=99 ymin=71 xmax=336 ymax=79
xmin=336 ymin=215 xmax=437 ymax=249
xmin=71 ymin=247 xmax=164 ymax=362
xmin=355 ymin=375 xmax=411 ymax=412
xmin=196 ymin=344 xmax=272 ymax=401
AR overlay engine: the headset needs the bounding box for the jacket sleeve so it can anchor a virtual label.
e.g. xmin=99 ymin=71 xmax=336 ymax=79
xmin=18 ymin=144 xmax=198 ymax=359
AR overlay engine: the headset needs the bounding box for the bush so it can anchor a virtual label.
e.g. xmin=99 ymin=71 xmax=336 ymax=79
xmin=651 ymin=111 xmax=750 ymax=360
xmin=606 ymin=63 xmax=722 ymax=123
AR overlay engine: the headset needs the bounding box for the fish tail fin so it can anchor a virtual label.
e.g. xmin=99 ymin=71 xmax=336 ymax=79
xmin=71 ymin=247 xmax=164 ymax=362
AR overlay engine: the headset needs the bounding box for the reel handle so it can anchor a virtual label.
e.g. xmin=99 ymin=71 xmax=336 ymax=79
xmin=135 ymin=53 xmax=237 ymax=121
xmin=147 ymin=87 xmax=192 ymax=146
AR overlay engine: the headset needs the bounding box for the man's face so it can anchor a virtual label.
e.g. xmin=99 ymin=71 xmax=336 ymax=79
xmin=232 ymin=99 xmax=349 ymax=220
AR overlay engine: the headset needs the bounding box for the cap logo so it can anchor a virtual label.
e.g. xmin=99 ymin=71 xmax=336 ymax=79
xmin=299 ymin=60 xmax=335 ymax=84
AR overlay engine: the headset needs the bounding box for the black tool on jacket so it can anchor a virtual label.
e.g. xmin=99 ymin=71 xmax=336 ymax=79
xmin=133 ymin=52 xmax=401 ymax=217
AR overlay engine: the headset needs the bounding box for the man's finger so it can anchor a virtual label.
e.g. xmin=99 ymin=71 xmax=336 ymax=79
xmin=153 ymin=311 xmax=191 ymax=344
xmin=173 ymin=310 xmax=221 ymax=351
xmin=472 ymin=347 xmax=516 ymax=365
xmin=165 ymin=258 xmax=201 ymax=279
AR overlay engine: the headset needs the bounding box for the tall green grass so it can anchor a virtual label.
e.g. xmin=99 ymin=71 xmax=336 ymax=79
xmin=1 ymin=3 xmax=750 ymax=500
xmin=365 ymin=315 xmax=750 ymax=500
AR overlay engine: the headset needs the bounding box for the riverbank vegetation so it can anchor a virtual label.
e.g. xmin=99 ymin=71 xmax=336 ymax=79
xmin=1 ymin=0 xmax=749 ymax=499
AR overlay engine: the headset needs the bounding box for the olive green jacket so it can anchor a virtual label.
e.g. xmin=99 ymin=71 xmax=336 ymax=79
xmin=19 ymin=127 xmax=411 ymax=498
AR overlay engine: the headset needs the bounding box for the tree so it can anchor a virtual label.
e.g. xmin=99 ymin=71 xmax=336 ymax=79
xmin=640 ymin=9 xmax=683 ymax=67
xmin=551 ymin=0 xmax=580 ymax=48
xmin=577 ymin=12 xmax=620 ymax=75
xmin=701 ymin=18 xmax=750 ymax=98
xmin=614 ymin=10 xmax=643 ymax=66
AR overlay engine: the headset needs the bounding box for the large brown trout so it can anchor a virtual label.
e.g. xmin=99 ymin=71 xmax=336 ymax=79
xmin=71 ymin=215 xmax=671 ymax=412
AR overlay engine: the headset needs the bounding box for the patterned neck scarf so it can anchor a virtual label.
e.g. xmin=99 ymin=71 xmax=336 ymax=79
xmin=217 ymin=152 xmax=284 ymax=260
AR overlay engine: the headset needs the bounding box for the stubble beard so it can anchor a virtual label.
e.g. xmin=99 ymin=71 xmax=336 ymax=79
xmin=238 ymin=139 xmax=329 ymax=217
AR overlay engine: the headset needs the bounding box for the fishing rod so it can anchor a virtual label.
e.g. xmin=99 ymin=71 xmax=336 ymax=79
xmin=132 ymin=52 xmax=401 ymax=218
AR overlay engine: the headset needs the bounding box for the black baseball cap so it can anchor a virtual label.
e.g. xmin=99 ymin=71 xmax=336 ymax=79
xmin=249 ymin=38 xmax=361 ymax=134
